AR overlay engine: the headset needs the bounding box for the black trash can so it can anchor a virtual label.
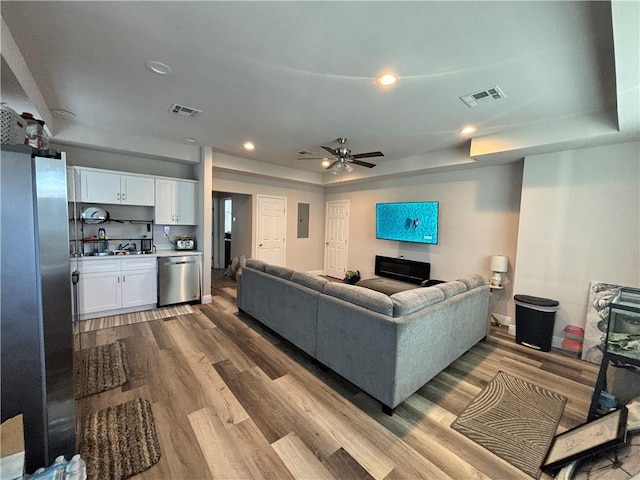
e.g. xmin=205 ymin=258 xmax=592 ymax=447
xmin=514 ymin=294 xmax=560 ymax=351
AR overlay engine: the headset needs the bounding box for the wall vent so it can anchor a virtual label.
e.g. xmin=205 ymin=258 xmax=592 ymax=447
xmin=168 ymin=103 xmax=203 ymax=118
xmin=460 ymin=85 xmax=506 ymax=108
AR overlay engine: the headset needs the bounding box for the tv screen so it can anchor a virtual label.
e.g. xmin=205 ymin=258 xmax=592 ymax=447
xmin=376 ymin=201 xmax=439 ymax=244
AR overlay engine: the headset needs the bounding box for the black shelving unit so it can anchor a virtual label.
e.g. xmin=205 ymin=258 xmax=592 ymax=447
xmin=70 ymin=218 xmax=154 ymax=256
xmin=587 ymin=287 xmax=640 ymax=420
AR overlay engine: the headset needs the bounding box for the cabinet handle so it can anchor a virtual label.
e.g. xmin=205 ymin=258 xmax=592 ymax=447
xmin=117 ymin=276 xmax=120 ymax=283
xmin=117 ymin=193 xmax=120 ymax=200
xmin=122 ymin=193 xmax=126 ymax=200
xmin=176 ymin=215 xmax=179 ymax=222
xmin=123 ymin=275 xmax=126 ymax=283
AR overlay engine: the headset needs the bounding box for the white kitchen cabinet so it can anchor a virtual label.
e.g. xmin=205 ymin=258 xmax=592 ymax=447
xmin=77 ymin=257 xmax=157 ymax=318
xmin=79 ymin=271 xmax=122 ymax=314
xmin=121 ymin=257 xmax=157 ymax=308
xmin=121 ymin=175 xmax=155 ymax=206
xmin=78 ymin=168 xmax=154 ymax=206
xmin=155 ymin=178 xmax=197 ymax=225
xmin=77 ymin=259 xmax=122 ymax=315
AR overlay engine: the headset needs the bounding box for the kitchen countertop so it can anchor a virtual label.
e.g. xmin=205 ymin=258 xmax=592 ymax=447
xmin=72 ymin=250 xmax=203 ymax=260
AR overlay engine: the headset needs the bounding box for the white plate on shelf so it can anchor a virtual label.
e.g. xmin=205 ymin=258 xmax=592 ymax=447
xmin=81 ymin=206 xmax=109 ymax=224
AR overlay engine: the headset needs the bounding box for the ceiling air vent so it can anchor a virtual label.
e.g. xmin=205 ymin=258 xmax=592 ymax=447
xmin=168 ymin=103 xmax=203 ymax=119
xmin=460 ymin=85 xmax=506 ymax=108
xmin=298 ymin=150 xmax=316 ymax=156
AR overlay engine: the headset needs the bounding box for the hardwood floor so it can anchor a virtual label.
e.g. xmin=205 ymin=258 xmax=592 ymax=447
xmin=75 ymin=283 xmax=599 ymax=479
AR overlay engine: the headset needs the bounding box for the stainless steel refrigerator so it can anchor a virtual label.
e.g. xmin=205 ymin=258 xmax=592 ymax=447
xmin=1 ymin=144 xmax=76 ymax=473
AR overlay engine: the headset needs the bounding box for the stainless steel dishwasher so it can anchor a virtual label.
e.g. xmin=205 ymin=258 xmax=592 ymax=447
xmin=158 ymin=255 xmax=201 ymax=306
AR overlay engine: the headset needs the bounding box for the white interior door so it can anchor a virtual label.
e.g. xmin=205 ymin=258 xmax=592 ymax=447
xmin=257 ymin=195 xmax=286 ymax=266
xmin=325 ymin=200 xmax=349 ymax=279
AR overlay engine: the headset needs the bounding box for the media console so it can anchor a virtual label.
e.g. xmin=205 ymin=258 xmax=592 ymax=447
xmin=356 ymin=255 xmax=441 ymax=296
xmin=374 ymin=255 xmax=431 ymax=285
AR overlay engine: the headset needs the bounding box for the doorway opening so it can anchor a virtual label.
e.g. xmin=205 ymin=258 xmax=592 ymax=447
xmin=211 ymin=191 xmax=253 ymax=286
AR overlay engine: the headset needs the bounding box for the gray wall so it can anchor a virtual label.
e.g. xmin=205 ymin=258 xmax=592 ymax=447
xmin=212 ymin=170 xmax=326 ymax=272
xmin=515 ymin=141 xmax=640 ymax=339
xmin=53 ymin=143 xmax=196 ymax=179
xmin=325 ymin=162 xmax=524 ymax=319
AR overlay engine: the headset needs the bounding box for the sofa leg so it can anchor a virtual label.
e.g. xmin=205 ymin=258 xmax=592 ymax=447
xmin=382 ymin=405 xmax=395 ymax=416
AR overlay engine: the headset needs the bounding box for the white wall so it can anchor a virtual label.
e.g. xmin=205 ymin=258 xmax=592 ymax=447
xmin=230 ymin=193 xmax=252 ymax=261
xmin=515 ymin=141 xmax=640 ymax=340
xmin=325 ymin=162 xmax=524 ymax=318
xmin=212 ymin=170 xmax=325 ymax=272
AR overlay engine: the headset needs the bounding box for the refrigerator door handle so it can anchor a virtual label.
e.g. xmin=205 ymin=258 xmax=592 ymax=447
xmin=72 ymin=269 xmax=80 ymax=324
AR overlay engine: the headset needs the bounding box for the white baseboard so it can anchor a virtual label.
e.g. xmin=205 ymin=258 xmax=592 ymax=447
xmin=492 ymin=313 xmax=512 ymax=325
xmin=200 ymin=294 xmax=212 ymax=304
xmin=308 ymin=270 xmax=324 ymax=276
xmin=508 ymin=324 xmax=516 ymax=336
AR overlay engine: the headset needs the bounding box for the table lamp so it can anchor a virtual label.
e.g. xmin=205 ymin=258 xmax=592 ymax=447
xmin=490 ymin=255 xmax=508 ymax=288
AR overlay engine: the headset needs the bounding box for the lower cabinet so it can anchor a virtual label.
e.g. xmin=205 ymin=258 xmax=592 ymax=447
xmin=77 ymin=257 xmax=157 ymax=319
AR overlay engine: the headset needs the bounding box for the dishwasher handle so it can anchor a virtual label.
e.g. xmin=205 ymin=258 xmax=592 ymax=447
xmin=163 ymin=259 xmax=197 ymax=266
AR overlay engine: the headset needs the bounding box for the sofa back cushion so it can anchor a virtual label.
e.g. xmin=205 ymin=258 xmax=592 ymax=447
xmin=291 ymin=271 xmax=328 ymax=292
xmin=457 ymin=274 xmax=487 ymax=290
xmin=323 ymin=283 xmax=393 ymax=316
xmin=390 ymin=287 xmax=445 ymax=317
xmin=265 ymin=264 xmax=295 ymax=280
xmin=434 ymin=280 xmax=467 ymax=299
xmin=246 ymin=258 xmax=267 ymax=271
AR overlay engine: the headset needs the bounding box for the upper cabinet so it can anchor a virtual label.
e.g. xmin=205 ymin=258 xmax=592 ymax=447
xmin=155 ymin=179 xmax=197 ymax=225
xmin=78 ymin=168 xmax=154 ymax=206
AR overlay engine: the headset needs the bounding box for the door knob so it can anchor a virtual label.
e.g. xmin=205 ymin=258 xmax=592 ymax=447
xmin=259 ymin=243 xmax=263 ymax=247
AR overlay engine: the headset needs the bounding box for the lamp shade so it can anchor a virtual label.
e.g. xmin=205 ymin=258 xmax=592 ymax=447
xmin=490 ymin=255 xmax=508 ymax=273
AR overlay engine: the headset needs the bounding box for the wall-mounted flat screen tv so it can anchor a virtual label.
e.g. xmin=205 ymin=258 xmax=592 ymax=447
xmin=376 ymin=201 xmax=439 ymax=244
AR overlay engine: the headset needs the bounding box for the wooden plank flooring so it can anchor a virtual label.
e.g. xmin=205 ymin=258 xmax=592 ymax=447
xmin=75 ymin=283 xmax=599 ymax=479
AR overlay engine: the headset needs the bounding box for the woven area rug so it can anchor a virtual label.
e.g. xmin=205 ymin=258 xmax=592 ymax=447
xmin=81 ymin=398 xmax=161 ymax=480
xmin=451 ymin=371 xmax=567 ymax=479
xmin=75 ymin=341 xmax=129 ymax=399
xmin=75 ymin=304 xmax=195 ymax=333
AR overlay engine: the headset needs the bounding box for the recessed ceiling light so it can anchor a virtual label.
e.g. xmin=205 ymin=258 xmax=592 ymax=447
xmin=376 ymin=73 xmax=398 ymax=87
xmin=459 ymin=126 xmax=477 ymax=135
xmin=243 ymin=141 xmax=255 ymax=151
xmin=51 ymin=109 xmax=75 ymax=119
xmin=183 ymin=137 xmax=198 ymax=143
xmin=321 ymin=159 xmax=331 ymax=168
xmin=145 ymin=61 xmax=173 ymax=75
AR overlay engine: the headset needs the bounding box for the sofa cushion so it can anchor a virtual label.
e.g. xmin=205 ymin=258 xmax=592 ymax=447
xmin=434 ymin=281 xmax=467 ymax=299
xmin=245 ymin=258 xmax=267 ymax=271
xmin=291 ymin=271 xmax=328 ymax=292
xmin=390 ymin=287 xmax=445 ymax=317
xmin=356 ymin=277 xmax=417 ymax=296
xmin=265 ymin=264 xmax=295 ymax=280
xmin=457 ymin=274 xmax=487 ymax=290
xmin=323 ymin=283 xmax=394 ymax=316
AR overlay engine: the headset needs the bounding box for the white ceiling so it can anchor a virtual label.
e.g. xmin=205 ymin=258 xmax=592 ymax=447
xmin=1 ymin=1 xmax=638 ymax=183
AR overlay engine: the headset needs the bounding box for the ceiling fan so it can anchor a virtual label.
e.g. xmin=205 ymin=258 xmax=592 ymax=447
xmin=298 ymin=137 xmax=383 ymax=171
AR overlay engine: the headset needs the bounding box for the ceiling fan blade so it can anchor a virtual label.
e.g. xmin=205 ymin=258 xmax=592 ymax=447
xmin=352 ymin=151 xmax=384 ymax=159
xmin=321 ymin=145 xmax=337 ymax=156
xmin=351 ymin=159 xmax=377 ymax=168
xmin=326 ymin=161 xmax=339 ymax=170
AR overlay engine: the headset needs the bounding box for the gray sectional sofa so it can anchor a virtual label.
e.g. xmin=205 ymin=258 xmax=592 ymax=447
xmin=237 ymin=259 xmax=490 ymax=414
